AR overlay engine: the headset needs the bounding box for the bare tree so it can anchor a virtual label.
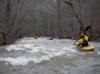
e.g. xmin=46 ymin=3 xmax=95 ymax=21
xmin=0 ymin=0 xmax=27 ymax=45
xmin=64 ymin=0 xmax=84 ymax=33
xmin=56 ymin=0 xmax=63 ymax=38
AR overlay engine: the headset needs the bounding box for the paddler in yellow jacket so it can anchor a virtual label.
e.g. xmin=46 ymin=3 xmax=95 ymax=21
xmin=76 ymin=32 xmax=89 ymax=48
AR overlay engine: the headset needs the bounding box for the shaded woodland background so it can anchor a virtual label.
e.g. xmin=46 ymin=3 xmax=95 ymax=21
xmin=0 ymin=0 xmax=100 ymax=45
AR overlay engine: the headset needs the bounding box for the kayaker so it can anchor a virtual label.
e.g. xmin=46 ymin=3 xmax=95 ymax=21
xmin=76 ymin=32 xmax=89 ymax=48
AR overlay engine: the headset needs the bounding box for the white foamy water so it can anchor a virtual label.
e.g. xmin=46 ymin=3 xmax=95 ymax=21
xmin=0 ymin=37 xmax=99 ymax=66
xmin=0 ymin=57 xmax=33 ymax=66
xmin=0 ymin=56 xmax=51 ymax=66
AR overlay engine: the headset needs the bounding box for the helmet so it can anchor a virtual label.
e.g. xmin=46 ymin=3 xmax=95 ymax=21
xmin=80 ymin=32 xmax=84 ymax=38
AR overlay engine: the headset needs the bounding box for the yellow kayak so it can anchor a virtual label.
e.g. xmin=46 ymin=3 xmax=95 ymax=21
xmin=32 ymin=37 xmax=38 ymax=40
xmin=77 ymin=46 xmax=95 ymax=52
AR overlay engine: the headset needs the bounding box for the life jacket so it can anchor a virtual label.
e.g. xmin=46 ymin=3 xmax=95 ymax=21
xmin=84 ymin=35 xmax=88 ymax=41
xmin=82 ymin=37 xmax=88 ymax=47
xmin=76 ymin=35 xmax=89 ymax=47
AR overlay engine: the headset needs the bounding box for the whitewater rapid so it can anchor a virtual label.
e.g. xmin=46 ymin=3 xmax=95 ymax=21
xmin=0 ymin=37 xmax=99 ymax=66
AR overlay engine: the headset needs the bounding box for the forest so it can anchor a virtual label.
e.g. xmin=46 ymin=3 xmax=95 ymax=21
xmin=0 ymin=0 xmax=100 ymax=45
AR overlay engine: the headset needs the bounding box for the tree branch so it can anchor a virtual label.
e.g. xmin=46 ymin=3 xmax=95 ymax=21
xmin=64 ymin=0 xmax=73 ymax=8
